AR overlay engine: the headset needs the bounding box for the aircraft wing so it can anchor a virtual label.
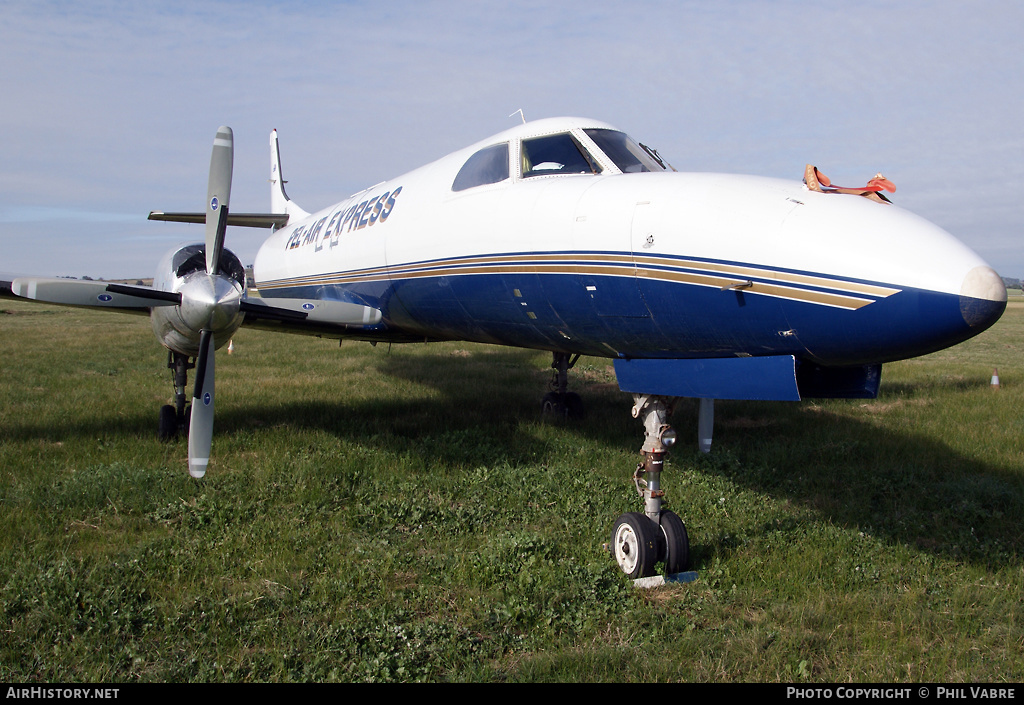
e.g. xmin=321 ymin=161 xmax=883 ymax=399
xmin=4 ymin=275 xmax=385 ymax=337
xmin=237 ymin=296 xmax=385 ymax=337
xmin=4 ymin=276 xmax=177 ymax=315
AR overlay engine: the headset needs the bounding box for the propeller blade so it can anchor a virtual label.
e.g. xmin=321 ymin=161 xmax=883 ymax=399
xmin=11 ymin=277 xmax=181 ymax=309
xmin=188 ymin=329 xmax=216 ymax=478
xmin=205 ymin=126 xmax=234 ymax=275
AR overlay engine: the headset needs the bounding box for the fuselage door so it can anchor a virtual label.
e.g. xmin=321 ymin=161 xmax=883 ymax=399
xmin=573 ymin=188 xmax=651 ymax=319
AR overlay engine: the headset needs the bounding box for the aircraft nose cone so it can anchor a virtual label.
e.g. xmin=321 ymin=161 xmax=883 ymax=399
xmin=959 ymin=265 xmax=1007 ymax=330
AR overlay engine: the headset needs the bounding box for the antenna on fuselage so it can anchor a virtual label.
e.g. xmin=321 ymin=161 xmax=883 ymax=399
xmin=509 ymin=108 xmax=526 ymax=124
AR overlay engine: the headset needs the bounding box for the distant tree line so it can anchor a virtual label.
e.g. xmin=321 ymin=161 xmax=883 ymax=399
xmin=62 ymin=276 xmax=147 ymax=286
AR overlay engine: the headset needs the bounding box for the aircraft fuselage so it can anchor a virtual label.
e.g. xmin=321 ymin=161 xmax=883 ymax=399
xmin=254 ymin=117 xmax=1005 ymax=371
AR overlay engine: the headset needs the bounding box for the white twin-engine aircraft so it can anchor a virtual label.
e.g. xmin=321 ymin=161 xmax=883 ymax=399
xmin=5 ymin=117 xmax=1007 ymax=579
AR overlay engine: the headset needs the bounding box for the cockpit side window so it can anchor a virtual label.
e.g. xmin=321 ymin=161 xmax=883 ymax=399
xmin=452 ymin=143 xmax=510 ymax=192
xmin=584 ymin=128 xmax=669 ymax=173
xmin=521 ymin=133 xmax=602 ymax=178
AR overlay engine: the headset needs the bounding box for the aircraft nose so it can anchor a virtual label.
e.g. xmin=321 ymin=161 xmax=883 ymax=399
xmin=959 ymin=265 xmax=1007 ymax=330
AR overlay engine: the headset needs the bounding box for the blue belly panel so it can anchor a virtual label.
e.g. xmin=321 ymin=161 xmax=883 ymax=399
xmin=259 ymin=263 xmax=997 ymax=368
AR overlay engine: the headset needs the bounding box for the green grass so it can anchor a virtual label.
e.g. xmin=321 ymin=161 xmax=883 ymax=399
xmin=2 ymin=300 xmax=1023 ymax=682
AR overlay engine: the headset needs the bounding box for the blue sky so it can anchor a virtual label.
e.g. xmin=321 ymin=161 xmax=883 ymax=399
xmin=1 ymin=0 xmax=1021 ymax=278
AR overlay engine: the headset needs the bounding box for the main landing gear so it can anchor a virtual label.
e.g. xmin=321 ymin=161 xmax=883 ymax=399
xmin=609 ymin=395 xmax=691 ymax=579
xmin=541 ymin=352 xmax=585 ymax=420
xmin=158 ymin=351 xmax=193 ymax=441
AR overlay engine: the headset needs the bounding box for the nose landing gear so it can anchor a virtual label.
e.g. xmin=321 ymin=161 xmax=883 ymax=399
xmin=609 ymin=395 xmax=691 ymax=579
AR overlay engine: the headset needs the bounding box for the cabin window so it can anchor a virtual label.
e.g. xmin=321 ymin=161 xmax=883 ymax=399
xmin=584 ymin=128 xmax=669 ymax=173
xmin=521 ymin=133 xmax=602 ymax=178
xmin=452 ymin=143 xmax=510 ymax=191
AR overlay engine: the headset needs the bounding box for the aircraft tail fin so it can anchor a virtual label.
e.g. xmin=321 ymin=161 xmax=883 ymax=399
xmin=149 ymin=128 xmax=307 ymax=230
xmin=270 ymin=129 xmax=310 ymax=222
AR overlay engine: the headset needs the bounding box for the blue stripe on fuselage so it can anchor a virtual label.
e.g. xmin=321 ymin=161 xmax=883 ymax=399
xmin=256 ymin=251 xmax=999 ymax=364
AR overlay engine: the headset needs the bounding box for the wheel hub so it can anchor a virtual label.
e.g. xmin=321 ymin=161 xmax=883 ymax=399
xmin=614 ymin=526 xmax=639 ymax=574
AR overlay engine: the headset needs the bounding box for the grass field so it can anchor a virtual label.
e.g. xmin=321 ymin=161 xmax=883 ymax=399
xmin=1 ymin=297 xmax=1022 ymax=682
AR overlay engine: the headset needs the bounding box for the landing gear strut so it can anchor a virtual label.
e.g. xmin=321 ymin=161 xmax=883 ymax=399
xmin=610 ymin=394 xmax=690 ymax=578
xmin=158 ymin=351 xmax=194 ymax=441
xmin=541 ymin=352 xmax=584 ymax=420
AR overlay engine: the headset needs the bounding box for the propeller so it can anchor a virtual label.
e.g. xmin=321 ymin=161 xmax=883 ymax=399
xmin=187 ymin=126 xmax=235 ymax=478
xmin=171 ymin=126 xmax=379 ymax=477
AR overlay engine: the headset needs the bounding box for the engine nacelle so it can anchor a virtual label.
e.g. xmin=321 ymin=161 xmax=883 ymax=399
xmin=150 ymin=244 xmax=247 ymax=357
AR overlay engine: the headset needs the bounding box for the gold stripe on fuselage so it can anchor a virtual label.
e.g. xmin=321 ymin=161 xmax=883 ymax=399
xmin=256 ymin=252 xmax=900 ymax=311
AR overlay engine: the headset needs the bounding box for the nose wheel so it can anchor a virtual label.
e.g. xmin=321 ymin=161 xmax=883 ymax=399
xmin=610 ymin=510 xmax=690 ymax=579
xmin=608 ymin=395 xmax=692 ymax=579
xmin=611 ymin=512 xmax=660 ymax=578
xmin=658 ymin=509 xmax=690 ymax=575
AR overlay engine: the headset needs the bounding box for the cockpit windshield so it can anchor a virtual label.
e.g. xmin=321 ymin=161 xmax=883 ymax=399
xmin=521 ymin=133 xmax=602 ymax=178
xmin=453 ymin=126 xmax=673 ymax=191
xmin=584 ymin=129 xmax=671 ymax=173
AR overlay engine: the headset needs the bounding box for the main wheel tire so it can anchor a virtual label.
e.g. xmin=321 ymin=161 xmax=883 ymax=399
xmin=541 ymin=392 xmax=566 ymax=418
xmin=542 ymin=392 xmax=585 ymax=420
xmin=564 ymin=392 xmax=585 ymax=420
xmin=659 ymin=510 xmax=690 ymax=574
xmin=611 ymin=512 xmax=660 ymax=578
xmin=158 ymin=404 xmax=178 ymax=442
